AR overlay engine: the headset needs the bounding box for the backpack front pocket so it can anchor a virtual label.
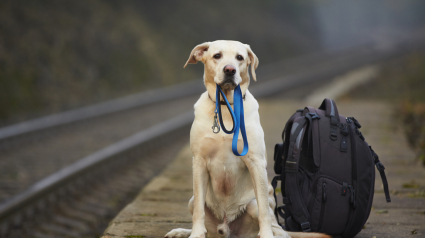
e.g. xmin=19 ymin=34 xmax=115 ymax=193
xmin=309 ymin=176 xmax=352 ymax=235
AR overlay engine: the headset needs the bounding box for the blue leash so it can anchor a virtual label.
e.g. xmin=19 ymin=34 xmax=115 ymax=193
xmin=212 ymin=84 xmax=249 ymax=156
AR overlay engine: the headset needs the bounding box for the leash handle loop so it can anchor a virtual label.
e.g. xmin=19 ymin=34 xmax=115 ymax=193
xmin=232 ymin=85 xmax=249 ymax=156
xmin=214 ymin=84 xmax=249 ymax=156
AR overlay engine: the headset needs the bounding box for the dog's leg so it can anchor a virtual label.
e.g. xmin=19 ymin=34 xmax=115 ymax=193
xmin=189 ymin=156 xmax=209 ymax=238
xmin=164 ymin=198 xmax=195 ymax=238
xmin=266 ymin=186 xmax=290 ymax=238
xmin=242 ymin=157 xmax=275 ymax=238
xmin=165 ymin=196 xmax=222 ymax=238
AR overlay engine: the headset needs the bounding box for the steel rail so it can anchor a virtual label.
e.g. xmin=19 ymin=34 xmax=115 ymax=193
xmin=0 ymin=81 xmax=204 ymax=141
xmin=0 ymin=112 xmax=193 ymax=223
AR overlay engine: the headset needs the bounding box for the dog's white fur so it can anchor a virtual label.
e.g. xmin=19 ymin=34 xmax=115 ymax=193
xmin=165 ymin=40 xmax=329 ymax=238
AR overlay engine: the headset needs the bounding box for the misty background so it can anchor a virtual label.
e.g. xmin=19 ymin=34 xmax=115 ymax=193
xmin=1 ymin=0 xmax=425 ymax=126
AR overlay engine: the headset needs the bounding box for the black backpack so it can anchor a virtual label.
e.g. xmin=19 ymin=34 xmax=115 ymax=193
xmin=272 ymin=98 xmax=391 ymax=238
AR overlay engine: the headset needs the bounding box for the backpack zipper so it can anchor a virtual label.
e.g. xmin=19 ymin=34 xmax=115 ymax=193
xmin=346 ymin=118 xmax=357 ymax=183
xmin=340 ymin=123 xmax=349 ymax=152
xmin=307 ymin=175 xmax=346 ymax=212
xmin=318 ymin=182 xmax=327 ymax=231
xmin=348 ymin=185 xmax=356 ymax=209
xmin=343 ymin=118 xmax=358 ymax=235
xmin=307 ymin=176 xmax=354 ymax=231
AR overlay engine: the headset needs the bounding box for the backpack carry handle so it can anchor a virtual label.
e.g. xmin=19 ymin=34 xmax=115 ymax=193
xmin=319 ymin=98 xmax=340 ymax=141
xmin=318 ymin=98 xmax=340 ymax=120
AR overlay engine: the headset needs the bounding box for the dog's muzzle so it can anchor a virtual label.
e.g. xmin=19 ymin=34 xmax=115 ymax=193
xmin=220 ymin=65 xmax=237 ymax=90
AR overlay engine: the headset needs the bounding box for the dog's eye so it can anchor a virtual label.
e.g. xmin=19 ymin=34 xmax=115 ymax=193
xmin=236 ymin=55 xmax=244 ymax=61
xmin=213 ymin=54 xmax=221 ymax=59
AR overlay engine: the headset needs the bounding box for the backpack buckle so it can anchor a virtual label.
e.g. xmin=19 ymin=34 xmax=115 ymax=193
xmin=285 ymin=161 xmax=297 ymax=173
xmin=300 ymin=222 xmax=311 ymax=232
xmin=376 ymin=162 xmax=385 ymax=172
xmin=282 ymin=197 xmax=292 ymax=204
xmin=308 ymin=112 xmax=320 ymax=119
xmin=339 ymin=123 xmax=348 ymax=135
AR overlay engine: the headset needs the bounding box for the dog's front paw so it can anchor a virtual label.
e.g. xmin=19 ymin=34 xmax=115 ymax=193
xmin=257 ymin=229 xmax=274 ymax=238
xmin=188 ymin=226 xmax=206 ymax=238
xmin=188 ymin=232 xmax=206 ymax=238
xmin=164 ymin=228 xmax=192 ymax=238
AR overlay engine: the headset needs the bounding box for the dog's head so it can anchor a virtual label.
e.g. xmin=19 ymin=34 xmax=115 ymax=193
xmin=184 ymin=40 xmax=259 ymax=91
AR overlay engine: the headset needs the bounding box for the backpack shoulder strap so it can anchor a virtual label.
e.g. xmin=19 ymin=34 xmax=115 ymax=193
xmin=284 ymin=116 xmax=312 ymax=232
xmin=272 ymin=109 xmax=304 ymax=228
xmin=369 ymin=146 xmax=391 ymax=202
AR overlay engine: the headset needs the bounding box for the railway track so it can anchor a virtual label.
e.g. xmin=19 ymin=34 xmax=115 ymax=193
xmin=4 ymin=120 xmax=191 ymax=238
xmin=0 ymin=41 xmax=419 ymax=238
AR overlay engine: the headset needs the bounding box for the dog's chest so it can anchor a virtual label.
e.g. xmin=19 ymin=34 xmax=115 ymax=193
xmin=192 ymin=110 xmax=255 ymax=198
xmin=206 ymin=145 xmax=248 ymax=197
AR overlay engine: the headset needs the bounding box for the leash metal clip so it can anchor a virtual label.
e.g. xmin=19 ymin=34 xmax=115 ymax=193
xmin=212 ymin=112 xmax=220 ymax=133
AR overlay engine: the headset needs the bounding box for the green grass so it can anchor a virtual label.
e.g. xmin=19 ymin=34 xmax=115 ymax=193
xmin=140 ymin=213 xmax=157 ymax=216
xmin=402 ymin=183 xmax=420 ymax=189
xmin=408 ymin=190 xmax=425 ymax=198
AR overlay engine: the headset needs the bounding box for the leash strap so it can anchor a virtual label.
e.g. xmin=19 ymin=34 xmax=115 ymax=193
xmin=215 ymin=84 xmax=249 ymax=156
xmin=216 ymin=85 xmax=235 ymax=133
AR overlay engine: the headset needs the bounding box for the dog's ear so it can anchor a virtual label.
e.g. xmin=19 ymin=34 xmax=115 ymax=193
xmin=245 ymin=44 xmax=259 ymax=81
xmin=184 ymin=42 xmax=210 ymax=68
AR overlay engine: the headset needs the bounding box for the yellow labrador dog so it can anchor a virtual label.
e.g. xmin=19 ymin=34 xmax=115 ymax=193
xmin=165 ymin=40 xmax=329 ymax=238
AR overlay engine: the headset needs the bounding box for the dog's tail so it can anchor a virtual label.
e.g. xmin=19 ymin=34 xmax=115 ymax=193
xmin=286 ymin=231 xmax=332 ymax=238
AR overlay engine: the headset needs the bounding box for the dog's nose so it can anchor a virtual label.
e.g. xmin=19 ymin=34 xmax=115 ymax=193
xmin=223 ymin=65 xmax=236 ymax=76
